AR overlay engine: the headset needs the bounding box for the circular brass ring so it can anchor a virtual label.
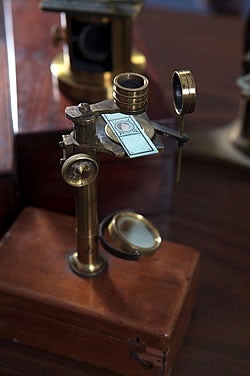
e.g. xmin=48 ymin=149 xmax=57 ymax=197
xmin=61 ymin=153 xmax=99 ymax=187
xmin=69 ymin=252 xmax=108 ymax=278
xmin=172 ymin=70 xmax=196 ymax=115
xmin=108 ymin=211 xmax=162 ymax=257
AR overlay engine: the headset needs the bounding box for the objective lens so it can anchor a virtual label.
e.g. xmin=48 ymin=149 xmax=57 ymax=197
xmin=113 ymin=72 xmax=148 ymax=114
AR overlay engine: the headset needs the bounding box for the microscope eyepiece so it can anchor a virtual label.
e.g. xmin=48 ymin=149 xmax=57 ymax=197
xmin=113 ymin=72 xmax=148 ymax=114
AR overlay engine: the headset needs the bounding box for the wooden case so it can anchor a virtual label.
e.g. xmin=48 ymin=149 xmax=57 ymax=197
xmin=0 ymin=207 xmax=199 ymax=375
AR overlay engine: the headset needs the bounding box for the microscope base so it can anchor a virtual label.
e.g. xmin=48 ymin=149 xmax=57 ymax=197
xmin=0 ymin=207 xmax=199 ymax=376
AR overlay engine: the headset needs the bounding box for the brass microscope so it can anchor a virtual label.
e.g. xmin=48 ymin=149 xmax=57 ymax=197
xmin=59 ymin=70 xmax=196 ymax=277
xmin=0 ymin=3 xmax=200 ymax=375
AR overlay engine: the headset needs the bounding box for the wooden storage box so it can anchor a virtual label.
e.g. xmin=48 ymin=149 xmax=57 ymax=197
xmin=0 ymin=207 xmax=199 ymax=375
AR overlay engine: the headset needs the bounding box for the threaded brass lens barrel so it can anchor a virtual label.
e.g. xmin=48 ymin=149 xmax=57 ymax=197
xmin=172 ymin=70 xmax=196 ymax=115
xmin=113 ymin=72 xmax=148 ymax=114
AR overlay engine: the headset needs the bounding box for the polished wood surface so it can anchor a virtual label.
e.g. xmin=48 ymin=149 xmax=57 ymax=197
xmin=0 ymin=1 xmax=249 ymax=375
xmin=0 ymin=207 xmax=199 ymax=376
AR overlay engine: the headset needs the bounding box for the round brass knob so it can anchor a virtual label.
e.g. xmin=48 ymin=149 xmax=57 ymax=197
xmin=61 ymin=154 xmax=98 ymax=187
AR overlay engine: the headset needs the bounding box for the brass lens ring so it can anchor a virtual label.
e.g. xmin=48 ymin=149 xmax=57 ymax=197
xmin=172 ymin=70 xmax=196 ymax=115
xmin=113 ymin=72 xmax=149 ymax=114
xmin=108 ymin=211 xmax=162 ymax=257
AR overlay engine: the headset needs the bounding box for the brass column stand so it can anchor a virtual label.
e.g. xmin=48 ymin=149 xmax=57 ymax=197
xmin=71 ymin=179 xmax=108 ymax=277
xmin=61 ymin=109 xmax=107 ymax=277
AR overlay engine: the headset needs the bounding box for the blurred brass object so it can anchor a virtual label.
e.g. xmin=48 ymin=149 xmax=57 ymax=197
xmin=50 ymin=50 xmax=146 ymax=103
xmin=41 ymin=0 xmax=146 ymax=103
xmin=185 ymin=14 xmax=250 ymax=169
xmin=185 ymin=73 xmax=250 ymax=169
xmin=232 ymin=74 xmax=250 ymax=155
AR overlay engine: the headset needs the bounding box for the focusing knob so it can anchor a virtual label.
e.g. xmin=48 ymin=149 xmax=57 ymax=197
xmin=61 ymin=154 xmax=99 ymax=187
